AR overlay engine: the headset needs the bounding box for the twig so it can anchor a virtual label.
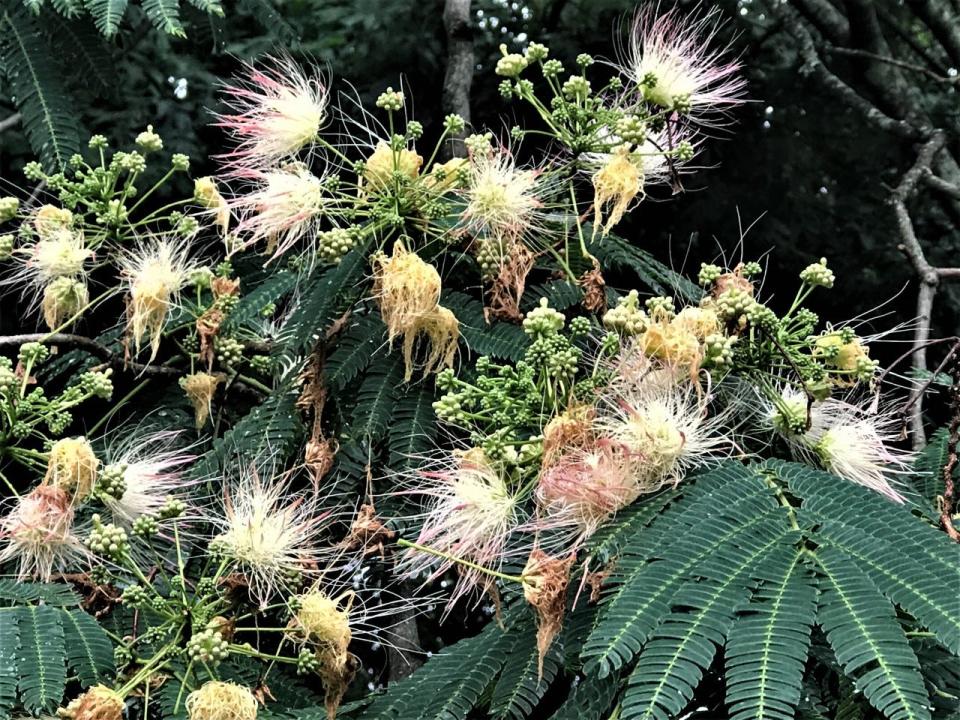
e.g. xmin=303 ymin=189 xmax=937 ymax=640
xmin=924 ymin=172 xmax=960 ymax=201
xmin=940 ymin=352 xmax=960 ymax=542
xmin=0 ymin=112 xmax=21 ymax=133
xmin=824 ymin=46 xmax=960 ymax=84
xmin=774 ymin=3 xmax=927 ymax=141
xmin=890 ymin=131 xmax=960 ymax=448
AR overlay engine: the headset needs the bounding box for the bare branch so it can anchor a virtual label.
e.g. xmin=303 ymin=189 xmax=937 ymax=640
xmin=791 ymin=0 xmax=849 ymax=44
xmin=891 ymin=131 xmax=952 ymax=448
xmin=0 ymin=332 xmax=181 ymax=376
xmin=907 ymin=0 xmax=960 ymax=67
xmin=824 ymin=46 xmax=960 ymax=84
xmin=773 ymin=3 xmax=927 ymax=140
xmin=925 ymin=172 xmax=960 ymax=201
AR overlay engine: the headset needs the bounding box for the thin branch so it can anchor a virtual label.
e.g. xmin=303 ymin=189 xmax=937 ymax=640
xmin=907 ymin=0 xmax=960 ymax=67
xmin=791 ymin=0 xmax=849 ymax=45
xmin=0 ymin=333 xmax=179 ymax=376
xmin=925 ymin=172 xmax=960 ymax=201
xmin=824 ymin=46 xmax=960 ymax=84
xmin=0 ymin=112 xmax=21 ymax=133
xmin=890 ymin=131 xmax=953 ymax=448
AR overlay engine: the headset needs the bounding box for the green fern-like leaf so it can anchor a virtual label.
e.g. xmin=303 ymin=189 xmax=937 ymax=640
xmin=725 ymin=551 xmax=818 ymax=720
xmin=911 ymin=427 xmax=953 ymax=505
xmin=815 ymin=547 xmax=932 ymax=720
xmin=326 ymin=313 xmax=384 ymax=391
xmin=351 ymin=355 xmax=404 ymax=443
xmin=141 ymin=0 xmax=184 ymax=36
xmin=1 ymin=6 xmax=82 ymax=169
xmin=62 ymin=609 xmax=114 ymax=687
xmin=16 ymin=605 xmax=66 ymax=713
xmin=620 ymin=525 xmax=798 ymax=720
xmin=273 ymin=247 xmax=368 ymax=367
xmin=520 ymin=280 xmax=582 ymax=312
xmin=547 ymin=674 xmax=620 ymax=720
xmin=82 ymin=0 xmax=127 ymax=35
xmin=0 ymin=611 xmax=18 ymax=720
xmin=586 ymin=231 xmax=701 ymax=301
xmin=356 ymin=610 xmax=516 ymax=719
xmin=224 ymin=268 xmax=298 ymax=334
xmin=582 ymin=463 xmax=779 ymax=676
xmin=489 ymin=620 xmax=561 ymax=720
xmin=0 ymin=580 xmax=81 ymax=606
xmin=50 ymin=0 xmax=83 ymax=16
xmin=388 ymin=383 xmax=438 ymax=469
xmin=185 ymin=0 xmax=222 ymax=16
xmin=442 ymin=290 xmax=529 ymax=361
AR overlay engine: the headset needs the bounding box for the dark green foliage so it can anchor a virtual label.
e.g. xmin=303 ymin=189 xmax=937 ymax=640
xmin=326 ymin=313 xmax=385 ymax=391
xmin=388 ymin=382 xmax=438 ymax=469
xmin=1 ymin=6 xmax=82 ymax=169
xmin=441 ymin=291 xmax=529 ymax=362
xmin=345 ymin=460 xmax=958 ymax=720
xmin=15 ymin=605 xmax=67 ymax=713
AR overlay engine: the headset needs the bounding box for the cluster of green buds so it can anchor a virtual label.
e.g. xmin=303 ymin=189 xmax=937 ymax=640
xmin=523 ymin=299 xmax=581 ymax=384
xmin=1 ymin=344 xmax=113 ymax=445
xmin=186 ymin=628 xmax=230 ymax=665
xmin=23 ymin=131 xmax=191 ymax=232
xmin=603 ymin=290 xmax=647 ymax=336
xmin=702 ymin=333 xmax=737 ymax=370
xmin=317 ymin=227 xmax=359 ymax=264
xmin=375 ymin=87 xmax=405 ymax=112
xmin=215 ymin=337 xmax=244 ymax=366
xmin=132 ymin=515 xmax=159 ymax=538
xmin=296 ymin=648 xmax=321 ymax=675
xmin=96 ymin=463 xmax=128 ymax=500
xmin=799 ymin=257 xmax=835 ymax=289
xmin=158 ymin=497 xmax=186 ymax=519
xmin=87 ymin=515 xmax=129 ymax=560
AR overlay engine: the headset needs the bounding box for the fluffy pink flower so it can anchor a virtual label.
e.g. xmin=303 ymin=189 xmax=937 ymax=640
xmin=620 ymin=5 xmax=746 ymax=125
xmin=394 ymin=449 xmax=519 ymax=607
xmin=0 ymin=485 xmax=84 ymax=581
xmin=536 ymin=440 xmax=639 ymax=538
xmin=215 ymin=55 xmax=328 ymax=176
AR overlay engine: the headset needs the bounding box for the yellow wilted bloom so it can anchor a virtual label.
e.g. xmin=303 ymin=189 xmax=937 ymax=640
xmin=815 ymin=334 xmax=870 ymax=372
xmin=292 ymin=589 xmax=353 ymax=658
xmin=122 ymin=239 xmax=193 ymax=360
xmin=34 ymin=205 xmax=74 ymax=238
xmin=592 ymin=148 xmax=642 ymax=234
xmin=42 ymin=277 xmax=89 ymax=331
xmin=363 ymin=141 xmax=423 ymax=191
xmin=372 ymin=242 xmax=459 ymax=380
xmin=186 ymin=682 xmax=258 ymax=720
xmin=58 ymin=685 xmax=123 ymax=720
xmin=45 ymin=437 xmax=100 ymax=504
xmin=425 ymin=157 xmax=468 ymax=192
xmin=405 ymin=305 xmax=459 ymax=381
xmin=180 ymin=372 xmax=222 ymax=428
xmin=638 ymin=317 xmax=701 ymax=373
xmin=672 ymin=306 xmax=720 ymax=341
xmin=194 ymin=177 xmax=231 ymax=237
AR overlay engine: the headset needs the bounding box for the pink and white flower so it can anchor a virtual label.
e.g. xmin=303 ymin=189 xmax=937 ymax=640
xmin=619 ymin=5 xmax=746 ymax=125
xmin=0 ymin=485 xmax=85 ymax=581
xmin=215 ymin=55 xmax=329 ymax=176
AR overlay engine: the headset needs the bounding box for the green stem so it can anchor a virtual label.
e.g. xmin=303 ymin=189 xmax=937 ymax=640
xmin=396 ymin=538 xmax=526 ymax=584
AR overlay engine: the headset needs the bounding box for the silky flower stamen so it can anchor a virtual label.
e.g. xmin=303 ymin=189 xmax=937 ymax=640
xmin=216 ymin=55 xmax=328 ymax=175
xmin=209 ymin=469 xmax=333 ymax=606
xmin=772 ymin=391 xmax=912 ymax=503
xmin=458 ymin=144 xmax=550 ymax=247
xmin=0 ymin=485 xmax=84 ymax=581
xmin=231 ymin=164 xmax=327 ymax=259
xmin=396 ymin=449 xmax=519 ymax=606
xmin=620 ymin=5 xmax=746 ymax=125
xmin=121 ymin=238 xmax=194 ymax=361
xmin=186 ymin=681 xmax=258 ymax=720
